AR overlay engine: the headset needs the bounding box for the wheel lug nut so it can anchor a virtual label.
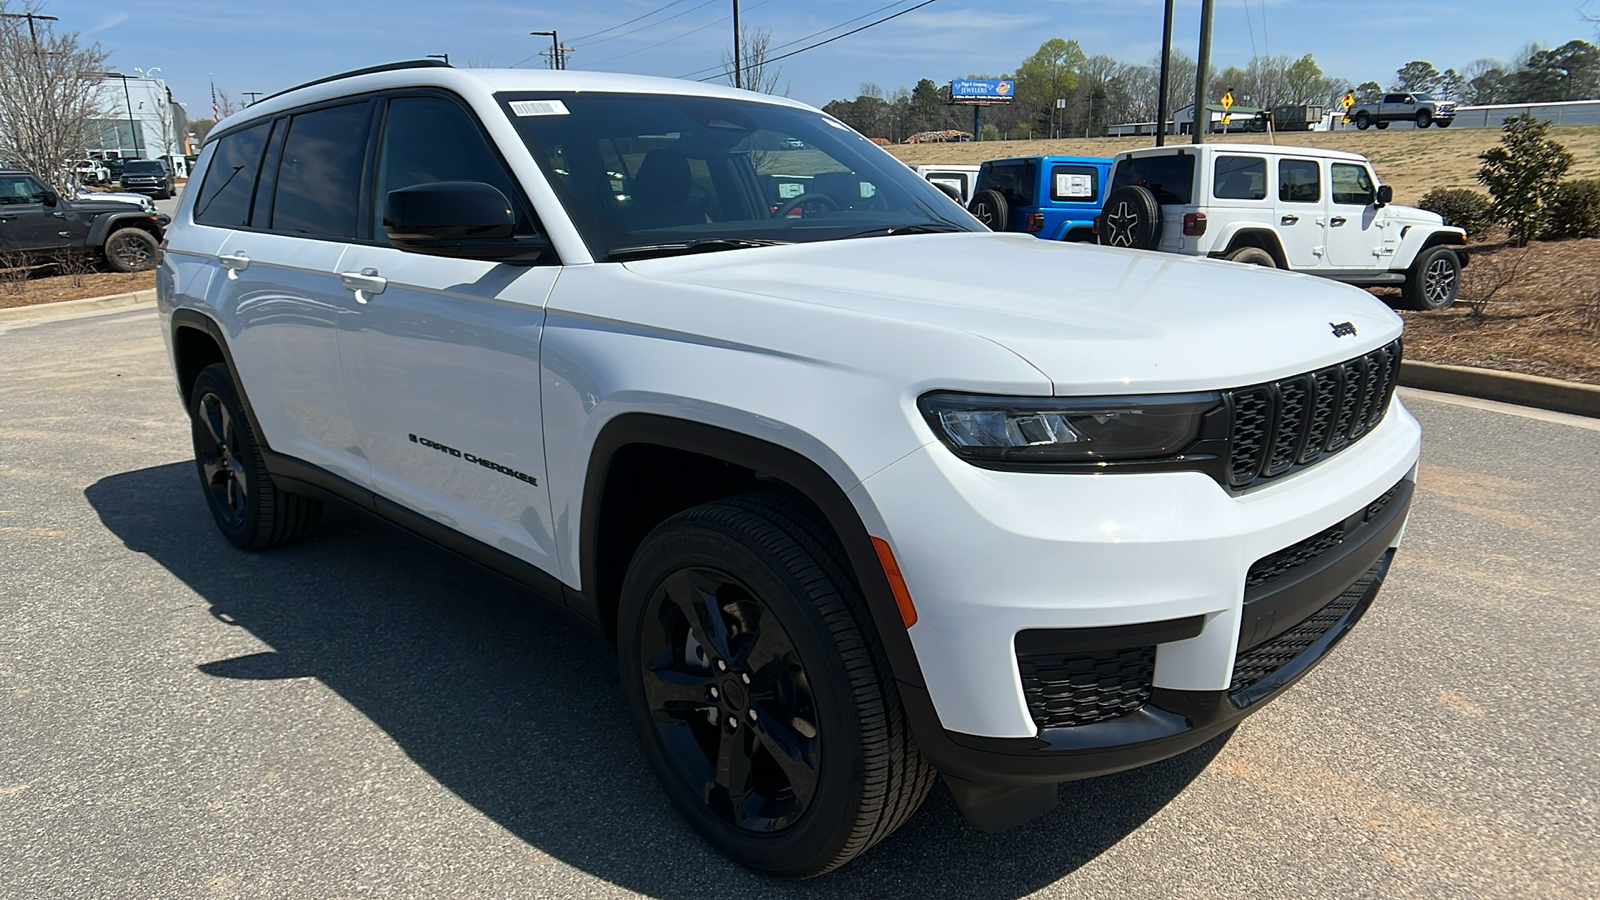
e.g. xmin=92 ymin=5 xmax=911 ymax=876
xmin=716 ymin=660 xmax=727 ymax=672
xmin=748 ymin=708 xmax=757 ymax=722
xmin=709 ymin=686 xmax=719 ymax=698
xmin=741 ymin=672 xmax=750 ymax=685
xmin=729 ymin=718 xmax=738 ymax=730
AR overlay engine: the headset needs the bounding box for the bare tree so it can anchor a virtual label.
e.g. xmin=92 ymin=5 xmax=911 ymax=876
xmin=153 ymin=85 xmax=179 ymax=156
xmin=0 ymin=0 xmax=110 ymax=191
xmin=721 ymin=27 xmax=787 ymax=96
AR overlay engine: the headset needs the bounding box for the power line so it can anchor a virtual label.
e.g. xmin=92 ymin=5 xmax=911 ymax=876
xmin=567 ymin=0 xmax=692 ymax=44
xmin=678 ymin=0 xmax=915 ymax=80
xmin=582 ymin=0 xmax=773 ymax=70
xmin=690 ymin=0 xmax=939 ymax=83
xmin=576 ymin=0 xmax=719 ymax=51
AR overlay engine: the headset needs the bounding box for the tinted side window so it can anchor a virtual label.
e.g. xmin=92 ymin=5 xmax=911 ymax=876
xmin=1279 ymin=159 xmax=1321 ymax=203
xmin=1383 ymin=94 xmax=1406 ymax=104
xmin=0 ymin=175 xmax=49 ymax=205
xmin=1213 ymin=155 xmax=1266 ymax=200
xmin=374 ymin=96 xmax=533 ymax=239
xmin=1110 ymin=153 xmax=1194 ymax=205
xmin=1049 ymin=165 xmax=1099 ymax=203
xmin=194 ymin=121 xmax=272 ymax=227
xmin=1331 ymin=163 xmax=1375 ymax=206
xmin=977 ymin=163 xmax=1037 ymax=207
xmin=271 ymin=102 xmax=370 ymax=239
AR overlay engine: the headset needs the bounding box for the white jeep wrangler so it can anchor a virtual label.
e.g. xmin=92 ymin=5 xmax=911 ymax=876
xmin=158 ymin=62 xmax=1421 ymax=876
xmin=1098 ymin=143 xmax=1468 ymax=310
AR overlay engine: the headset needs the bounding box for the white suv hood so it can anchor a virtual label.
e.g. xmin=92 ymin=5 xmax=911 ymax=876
xmin=624 ymin=232 xmax=1404 ymax=395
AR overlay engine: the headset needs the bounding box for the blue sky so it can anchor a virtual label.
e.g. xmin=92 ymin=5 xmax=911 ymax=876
xmin=49 ymin=0 xmax=1600 ymax=119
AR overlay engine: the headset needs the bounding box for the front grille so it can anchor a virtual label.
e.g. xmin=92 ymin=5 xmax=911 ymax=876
xmin=1224 ymin=340 xmax=1401 ymax=488
xmin=1019 ymin=646 xmax=1155 ymax=729
xmin=1230 ymin=558 xmax=1384 ymax=695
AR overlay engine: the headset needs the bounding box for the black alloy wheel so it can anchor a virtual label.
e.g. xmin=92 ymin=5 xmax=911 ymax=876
xmin=104 ymin=227 xmax=159 ymax=272
xmin=1097 ymin=185 xmax=1162 ymax=250
xmin=187 ymin=363 xmax=321 ymax=549
xmin=618 ymin=492 xmax=935 ymax=876
xmin=637 ymin=565 xmax=821 ymax=834
xmin=1403 ymin=246 xmax=1462 ymax=311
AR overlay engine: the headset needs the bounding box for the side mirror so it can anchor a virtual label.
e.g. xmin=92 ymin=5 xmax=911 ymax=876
xmin=41 ymin=190 xmax=57 ymax=207
xmin=383 ymin=181 xmax=548 ymax=262
xmin=1375 ymin=185 xmax=1393 ymax=207
xmin=932 ymin=181 xmax=962 ymax=203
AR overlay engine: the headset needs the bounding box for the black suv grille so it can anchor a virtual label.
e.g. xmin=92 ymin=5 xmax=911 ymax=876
xmin=1018 ymin=646 xmax=1155 ymax=729
xmin=1225 ymin=340 xmax=1401 ymax=488
xmin=1245 ymin=482 xmax=1403 ymax=591
xmin=1230 ymin=558 xmax=1385 ymax=695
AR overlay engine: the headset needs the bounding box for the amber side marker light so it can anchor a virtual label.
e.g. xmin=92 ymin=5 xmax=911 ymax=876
xmin=871 ymin=536 xmax=918 ymax=628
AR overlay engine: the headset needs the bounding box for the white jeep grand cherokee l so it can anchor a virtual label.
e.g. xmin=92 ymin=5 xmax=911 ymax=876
xmin=158 ymin=61 xmax=1421 ymax=876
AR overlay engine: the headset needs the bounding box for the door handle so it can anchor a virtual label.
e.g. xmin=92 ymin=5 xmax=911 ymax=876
xmin=340 ymin=268 xmax=387 ymax=301
xmin=1281 ymin=215 xmax=1299 ymax=225
xmin=1330 ymin=216 xmax=1347 ymax=226
xmin=219 ymin=252 xmax=250 ymax=271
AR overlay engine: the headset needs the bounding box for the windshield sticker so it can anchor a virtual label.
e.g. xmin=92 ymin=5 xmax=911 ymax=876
xmin=510 ymin=99 xmax=570 ymax=117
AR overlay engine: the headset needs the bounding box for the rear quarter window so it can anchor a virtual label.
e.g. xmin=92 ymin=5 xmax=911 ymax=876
xmin=194 ymin=121 xmax=273 ymax=228
xmin=1049 ymin=165 xmax=1100 ymax=203
xmin=977 ymin=162 xmax=1037 ymax=207
xmin=1213 ymin=155 xmax=1266 ymax=200
xmin=1111 ymin=153 xmax=1194 ymax=205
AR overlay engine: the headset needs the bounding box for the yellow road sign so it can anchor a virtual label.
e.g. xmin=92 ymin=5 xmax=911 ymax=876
xmin=1221 ymin=90 xmax=1234 ymax=111
xmin=1221 ymin=113 xmax=1233 ymax=126
xmin=1342 ymin=92 xmax=1356 ymax=109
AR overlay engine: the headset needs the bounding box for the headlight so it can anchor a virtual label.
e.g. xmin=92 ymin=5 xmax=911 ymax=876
xmin=918 ymin=391 xmax=1222 ymax=464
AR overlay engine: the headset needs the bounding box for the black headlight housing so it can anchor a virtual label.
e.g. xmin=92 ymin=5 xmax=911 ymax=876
xmin=918 ymin=391 xmax=1228 ymax=471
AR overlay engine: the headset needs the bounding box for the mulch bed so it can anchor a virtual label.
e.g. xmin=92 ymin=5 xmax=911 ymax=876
xmin=0 ymin=266 xmax=155 ymax=310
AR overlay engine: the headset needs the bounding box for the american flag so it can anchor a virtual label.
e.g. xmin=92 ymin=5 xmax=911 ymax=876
xmin=211 ymin=76 xmax=219 ymax=120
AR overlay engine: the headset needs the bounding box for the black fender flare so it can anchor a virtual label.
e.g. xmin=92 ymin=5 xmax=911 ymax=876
xmin=86 ymin=212 xmax=161 ymax=248
xmin=579 ymin=413 xmax=929 ymax=693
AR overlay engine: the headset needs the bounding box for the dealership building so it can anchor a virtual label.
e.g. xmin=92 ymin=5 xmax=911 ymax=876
xmin=84 ymin=72 xmax=189 ymax=163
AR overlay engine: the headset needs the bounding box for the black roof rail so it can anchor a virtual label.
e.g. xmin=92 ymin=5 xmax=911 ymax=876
xmin=259 ymin=58 xmax=452 ymax=104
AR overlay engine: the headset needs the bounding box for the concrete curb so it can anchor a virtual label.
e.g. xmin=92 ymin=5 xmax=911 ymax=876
xmin=1399 ymin=360 xmax=1600 ymax=419
xmin=0 ymin=289 xmax=155 ymax=323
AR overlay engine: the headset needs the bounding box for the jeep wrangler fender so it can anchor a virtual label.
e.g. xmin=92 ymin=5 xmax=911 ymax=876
xmin=87 ymin=212 xmax=161 ymax=247
xmin=1211 ymin=227 xmax=1289 ymax=269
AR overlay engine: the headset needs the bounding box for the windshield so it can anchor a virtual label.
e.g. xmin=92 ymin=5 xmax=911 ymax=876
xmin=498 ymin=92 xmax=979 ymax=261
xmin=123 ymin=161 xmax=164 ymax=174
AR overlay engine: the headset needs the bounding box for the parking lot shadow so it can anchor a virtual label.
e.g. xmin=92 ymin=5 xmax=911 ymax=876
xmin=87 ymin=462 xmax=1228 ymax=899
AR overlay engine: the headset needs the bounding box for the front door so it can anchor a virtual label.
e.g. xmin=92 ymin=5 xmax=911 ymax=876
xmin=0 ymin=174 xmax=55 ymax=252
xmin=1274 ymin=157 xmax=1325 ymax=269
xmin=1324 ymin=162 xmax=1387 ymax=270
xmin=337 ymin=93 xmax=561 ymax=573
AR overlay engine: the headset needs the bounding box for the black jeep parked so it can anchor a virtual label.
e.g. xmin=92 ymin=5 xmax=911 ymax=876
xmin=119 ymin=159 xmax=175 ymax=200
xmin=0 ymin=168 xmax=170 ymax=271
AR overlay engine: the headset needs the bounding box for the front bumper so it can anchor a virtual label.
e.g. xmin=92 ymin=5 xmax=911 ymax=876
xmin=854 ymin=395 xmax=1420 ymax=824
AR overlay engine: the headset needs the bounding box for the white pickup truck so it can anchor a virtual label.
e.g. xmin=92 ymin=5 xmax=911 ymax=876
xmin=1350 ymin=92 xmax=1456 ymax=130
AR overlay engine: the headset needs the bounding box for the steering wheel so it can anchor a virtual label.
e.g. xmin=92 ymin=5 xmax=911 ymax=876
xmin=772 ymin=192 xmax=840 ymax=218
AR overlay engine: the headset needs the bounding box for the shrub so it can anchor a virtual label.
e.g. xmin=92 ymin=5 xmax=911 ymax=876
xmin=1477 ymin=114 xmax=1573 ymax=246
xmin=1541 ymin=179 xmax=1600 ymax=240
xmin=1418 ymin=188 xmax=1495 ymax=236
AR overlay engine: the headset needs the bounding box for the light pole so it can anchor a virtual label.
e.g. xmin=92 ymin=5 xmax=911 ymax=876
xmin=103 ymin=72 xmax=145 ymax=158
xmin=530 ymin=30 xmax=561 ymax=70
xmin=427 ymin=53 xmax=450 ymax=65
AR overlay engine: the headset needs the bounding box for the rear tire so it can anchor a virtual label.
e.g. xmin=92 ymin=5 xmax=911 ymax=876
xmin=618 ymin=492 xmax=935 ymax=877
xmin=188 ymin=363 xmax=322 ymax=550
xmin=1226 ymin=246 xmax=1278 ymax=268
xmin=1355 ymin=112 xmax=1371 ymax=130
xmin=968 ymin=189 xmax=1009 ymax=231
xmin=1402 ymin=246 xmax=1462 ymax=311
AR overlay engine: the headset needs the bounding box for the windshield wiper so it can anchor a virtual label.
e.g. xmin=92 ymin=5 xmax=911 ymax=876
xmin=839 ymin=223 xmax=968 ymax=240
xmin=606 ymin=238 xmax=786 ymax=262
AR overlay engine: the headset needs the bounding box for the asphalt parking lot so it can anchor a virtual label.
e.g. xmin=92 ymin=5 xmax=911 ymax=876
xmin=2 ymin=307 xmax=1597 ymax=899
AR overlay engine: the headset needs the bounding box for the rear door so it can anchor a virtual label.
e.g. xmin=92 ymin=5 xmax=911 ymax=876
xmin=336 ymin=92 xmax=561 ymax=573
xmin=205 ymin=101 xmax=374 ymax=484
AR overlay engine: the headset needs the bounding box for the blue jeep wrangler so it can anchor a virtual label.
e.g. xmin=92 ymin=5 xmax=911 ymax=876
xmin=968 ymin=155 xmax=1112 ymax=242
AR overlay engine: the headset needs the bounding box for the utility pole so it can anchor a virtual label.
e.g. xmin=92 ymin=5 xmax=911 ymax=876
xmin=1192 ymin=0 xmax=1214 ymax=145
xmin=732 ymin=0 xmax=741 ymax=89
xmin=242 ymin=91 xmax=263 ymax=106
xmin=0 ymin=10 xmax=58 ymax=49
xmin=426 ymin=53 xmax=450 ymax=65
xmin=1155 ymin=0 xmax=1174 ymax=146
xmin=530 ymin=30 xmax=569 ymax=70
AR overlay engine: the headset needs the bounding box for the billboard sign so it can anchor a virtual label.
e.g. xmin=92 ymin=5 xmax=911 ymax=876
xmin=950 ymin=79 xmax=1015 ymax=104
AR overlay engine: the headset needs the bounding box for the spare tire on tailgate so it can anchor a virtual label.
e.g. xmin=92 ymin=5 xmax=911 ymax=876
xmin=1097 ymin=185 xmax=1162 ymax=250
xmin=968 ymin=189 xmax=1008 ymax=231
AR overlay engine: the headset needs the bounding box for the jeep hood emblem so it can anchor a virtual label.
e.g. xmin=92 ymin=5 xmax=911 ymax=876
xmin=1330 ymin=321 xmax=1357 ymax=337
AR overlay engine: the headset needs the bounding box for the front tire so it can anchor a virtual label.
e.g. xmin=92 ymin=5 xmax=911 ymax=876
xmin=1402 ymin=246 xmax=1462 ymax=310
xmin=188 ymin=364 xmax=322 ymax=549
xmin=1376 ymin=120 xmax=1391 ymax=130
xmin=618 ymin=492 xmax=934 ymax=877
xmin=1415 ymin=110 xmax=1432 ymax=128
xmin=103 ymin=227 xmax=159 ymax=272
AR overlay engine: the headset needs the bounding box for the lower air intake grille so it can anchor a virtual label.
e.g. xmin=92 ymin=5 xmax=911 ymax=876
xmin=1230 ymin=558 xmax=1385 ymax=696
xmin=1018 ymin=646 xmax=1155 ymax=729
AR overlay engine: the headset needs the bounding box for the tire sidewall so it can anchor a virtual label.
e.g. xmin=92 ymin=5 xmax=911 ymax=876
xmin=1409 ymin=246 xmax=1461 ymax=310
xmin=188 ymin=365 xmax=268 ymax=546
xmin=968 ymin=189 xmax=1009 ymax=231
xmin=104 ymin=227 xmax=159 ymax=272
xmin=1098 ymin=185 xmax=1162 ymax=250
xmin=1227 ymin=246 xmax=1278 ymax=268
xmin=617 ymin=514 xmax=868 ymax=875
